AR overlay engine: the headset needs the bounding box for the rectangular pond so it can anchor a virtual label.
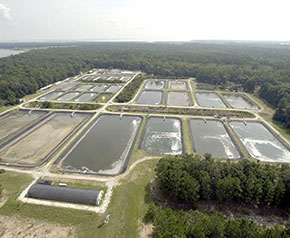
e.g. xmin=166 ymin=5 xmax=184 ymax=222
xmin=0 ymin=110 xmax=48 ymax=143
xmin=169 ymin=81 xmax=188 ymax=90
xmin=74 ymin=93 xmax=97 ymax=102
xmin=195 ymin=92 xmax=227 ymax=108
xmin=223 ymin=94 xmax=258 ymax=110
xmin=90 ymin=84 xmax=107 ymax=92
xmin=136 ymin=91 xmax=163 ymax=105
xmin=57 ymin=92 xmax=80 ymax=101
xmin=39 ymin=91 xmax=64 ymax=100
xmin=189 ymin=119 xmax=240 ymax=159
xmin=167 ymin=92 xmax=192 ymax=106
xmin=144 ymin=80 xmax=165 ymax=89
xmin=105 ymin=85 xmax=122 ymax=92
xmin=74 ymin=84 xmax=94 ymax=91
xmin=0 ymin=112 xmax=90 ymax=166
xmin=229 ymin=121 xmax=290 ymax=162
xmin=57 ymin=81 xmax=80 ymax=91
xmin=140 ymin=117 xmax=183 ymax=155
xmin=60 ymin=114 xmax=142 ymax=175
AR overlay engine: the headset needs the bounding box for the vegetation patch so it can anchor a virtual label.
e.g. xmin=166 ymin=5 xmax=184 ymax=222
xmin=108 ymin=105 xmax=255 ymax=118
xmin=25 ymin=101 xmax=101 ymax=110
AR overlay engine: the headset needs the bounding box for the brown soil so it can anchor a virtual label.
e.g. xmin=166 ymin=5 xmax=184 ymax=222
xmin=0 ymin=216 xmax=76 ymax=238
xmin=140 ymin=222 xmax=153 ymax=238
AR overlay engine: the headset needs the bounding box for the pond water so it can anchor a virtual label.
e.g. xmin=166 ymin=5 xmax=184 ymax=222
xmin=223 ymin=94 xmax=258 ymax=110
xmin=57 ymin=81 xmax=80 ymax=91
xmin=0 ymin=112 xmax=89 ymax=165
xmin=144 ymin=80 xmax=165 ymax=89
xmin=169 ymin=81 xmax=187 ymax=90
xmin=229 ymin=121 xmax=290 ymax=162
xmin=167 ymin=92 xmax=191 ymax=106
xmin=39 ymin=91 xmax=63 ymax=100
xmin=189 ymin=119 xmax=240 ymax=159
xmin=105 ymin=85 xmax=122 ymax=92
xmin=141 ymin=117 xmax=183 ymax=155
xmin=74 ymin=93 xmax=97 ymax=102
xmin=90 ymin=84 xmax=107 ymax=92
xmin=61 ymin=114 xmax=142 ymax=175
xmin=0 ymin=49 xmax=24 ymax=58
xmin=136 ymin=91 xmax=163 ymax=105
xmin=57 ymin=92 xmax=80 ymax=101
xmin=0 ymin=110 xmax=48 ymax=143
xmin=195 ymin=92 xmax=227 ymax=108
xmin=74 ymin=84 xmax=94 ymax=91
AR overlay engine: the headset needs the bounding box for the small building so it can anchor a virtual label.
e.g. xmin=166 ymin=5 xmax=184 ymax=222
xmin=26 ymin=184 xmax=104 ymax=206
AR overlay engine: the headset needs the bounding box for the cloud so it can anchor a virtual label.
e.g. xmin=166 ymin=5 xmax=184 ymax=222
xmin=0 ymin=3 xmax=11 ymax=21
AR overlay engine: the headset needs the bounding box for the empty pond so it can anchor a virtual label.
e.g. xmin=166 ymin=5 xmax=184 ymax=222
xmin=189 ymin=119 xmax=240 ymax=159
xmin=140 ymin=117 xmax=183 ymax=155
xmin=169 ymin=81 xmax=187 ymax=90
xmin=90 ymin=84 xmax=107 ymax=92
xmin=40 ymin=91 xmax=63 ymax=100
xmin=0 ymin=110 xmax=48 ymax=143
xmin=74 ymin=93 xmax=97 ymax=102
xmin=60 ymin=114 xmax=142 ymax=175
xmin=167 ymin=92 xmax=192 ymax=106
xmin=0 ymin=112 xmax=90 ymax=166
xmin=75 ymin=84 xmax=94 ymax=91
xmin=105 ymin=85 xmax=122 ymax=92
xmin=137 ymin=91 xmax=163 ymax=105
xmin=195 ymin=92 xmax=227 ymax=108
xmin=223 ymin=94 xmax=258 ymax=110
xmin=57 ymin=92 xmax=80 ymax=101
xmin=229 ymin=121 xmax=290 ymax=162
xmin=144 ymin=80 xmax=165 ymax=89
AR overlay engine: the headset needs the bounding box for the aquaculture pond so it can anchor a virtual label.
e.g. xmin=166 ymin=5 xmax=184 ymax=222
xmin=39 ymin=91 xmax=63 ymax=100
xmin=223 ymin=94 xmax=258 ymax=110
xmin=90 ymin=84 xmax=107 ymax=92
xmin=57 ymin=81 xmax=80 ymax=91
xmin=144 ymin=80 xmax=165 ymax=89
xmin=105 ymin=85 xmax=122 ymax=92
xmin=136 ymin=91 xmax=163 ymax=105
xmin=74 ymin=93 xmax=97 ymax=102
xmin=229 ymin=121 xmax=290 ymax=162
xmin=74 ymin=84 xmax=94 ymax=91
xmin=169 ymin=81 xmax=187 ymax=90
xmin=60 ymin=114 xmax=142 ymax=175
xmin=189 ymin=119 xmax=240 ymax=159
xmin=140 ymin=117 xmax=183 ymax=155
xmin=57 ymin=92 xmax=80 ymax=101
xmin=0 ymin=110 xmax=48 ymax=143
xmin=0 ymin=112 xmax=90 ymax=166
xmin=195 ymin=92 xmax=227 ymax=108
xmin=167 ymin=92 xmax=191 ymax=106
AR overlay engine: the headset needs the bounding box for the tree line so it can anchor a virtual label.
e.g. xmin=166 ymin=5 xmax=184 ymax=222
xmin=146 ymin=204 xmax=290 ymax=238
xmin=156 ymin=154 xmax=290 ymax=207
xmin=0 ymin=42 xmax=289 ymax=128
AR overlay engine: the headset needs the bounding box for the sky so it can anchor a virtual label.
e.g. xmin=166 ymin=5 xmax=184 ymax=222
xmin=0 ymin=0 xmax=290 ymax=42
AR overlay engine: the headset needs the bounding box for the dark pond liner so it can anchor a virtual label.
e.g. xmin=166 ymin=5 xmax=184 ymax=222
xmin=138 ymin=116 xmax=185 ymax=155
xmin=188 ymin=118 xmax=243 ymax=160
xmin=55 ymin=113 xmax=144 ymax=177
xmin=0 ymin=111 xmax=93 ymax=168
xmin=94 ymin=92 xmax=113 ymax=102
xmin=229 ymin=120 xmax=290 ymax=161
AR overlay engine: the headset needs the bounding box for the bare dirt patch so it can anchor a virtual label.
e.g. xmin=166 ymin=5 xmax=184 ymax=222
xmin=0 ymin=215 xmax=76 ymax=238
xmin=140 ymin=222 xmax=153 ymax=238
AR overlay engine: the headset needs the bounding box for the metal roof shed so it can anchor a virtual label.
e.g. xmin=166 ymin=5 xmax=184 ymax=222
xmin=26 ymin=184 xmax=103 ymax=206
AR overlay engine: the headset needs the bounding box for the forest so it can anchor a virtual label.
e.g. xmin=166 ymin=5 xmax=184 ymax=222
xmin=155 ymin=154 xmax=290 ymax=207
xmin=0 ymin=42 xmax=289 ymax=128
xmin=146 ymin=154 xmax=290 ymax=238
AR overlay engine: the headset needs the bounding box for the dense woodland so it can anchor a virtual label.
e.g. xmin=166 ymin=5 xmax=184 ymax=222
xmin=146 ymin=154 xmax=290 ymax=237
xmin=156 ymin=154 xmax=290 ymax=207
xmin=0 ymin=42 xmax=289 ymax=128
